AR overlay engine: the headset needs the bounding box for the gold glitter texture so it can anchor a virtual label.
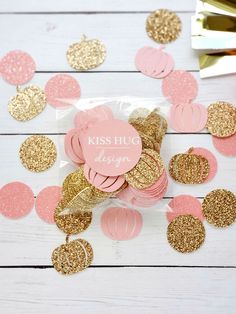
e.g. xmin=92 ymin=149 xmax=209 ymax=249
xmin=54 ymin=199 xmax=92 ymax=234
xmin=129 ymin=108 xmax=167 ymax=147
xmin=202 ymin=189 xmax=236 ymax=228
xmin=167 ymin=214 xmax=205 ymax=253
xmin=125 ymin=148 xmax=164 ymax=189
xmin=146 ymin=9 xmax=182 ymax=44
xmin=51 ymin=238 xmax=93 ymax=275
xmin=207 ymin=101 xmax=236 ymax=137
xmin=169 ymin=150 xmax=209 ymax=184
xmin=19 ymin=135 xmax=57 ymax=172
xmin=67 ymin=35 xmax=106 ymax=71
xmin=8 ymin=86 xmax=47 ymax=121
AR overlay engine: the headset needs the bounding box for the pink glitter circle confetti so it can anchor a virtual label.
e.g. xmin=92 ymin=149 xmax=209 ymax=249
xmin=101 ymin=207 xmax=143 ymax=240
xmin=162 ymin=70 xmax=198 ymax=104
xmin=44 ymin=74 xmax=81 ymax=108
xmin=64 ymin=128 xmax=85 ymax=164
xmin=212 ymin=133 xmax=236 ymax=156
xmin=35 ymin=186 xmax=62 ymax=224
xmin=166 ymin=195 xmax=204 ymax=223
xmin=0 ymin=182 xmax=34 ymax=219
xmin=169 ymin=103 xmax=208 ymax=132
xmin=190 ymin=147 xmax=217 ymax=182
xmin=0 ymin=50 xmax=36 ymax=85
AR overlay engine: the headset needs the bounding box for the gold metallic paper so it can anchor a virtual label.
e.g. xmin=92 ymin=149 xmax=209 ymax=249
xmin=199 ymin=51 xmax=236 ymax=77
xmin=192 ymin=13 xmax=236 ymax=50
xmin=198 ymin=0 xmax=236 ymax=17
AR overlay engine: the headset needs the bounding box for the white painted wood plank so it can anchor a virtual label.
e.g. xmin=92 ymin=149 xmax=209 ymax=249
xmin=0 ymin=268 xmax=235 ymax=314
xmin=1 ymin=72 xmax=235 ymax=134
xmin=0 ymin=134 xmax=235 ymax=197
xmin=1 ymin=198 xmax=236 ymax=266
xmin=0 ymin=0 xmax=196 ymax=12
xmin=0 ymin=13 xmax=197 ymax=71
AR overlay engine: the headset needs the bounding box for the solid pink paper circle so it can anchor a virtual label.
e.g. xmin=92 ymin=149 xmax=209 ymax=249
xmin=35 ymin=186 xmax=62 ymax=224
xmin=44 ymin=74 xmax=81 ymax=108
xmin=162 ymin=70 xmax=198 ymax=104
xmin=135 ymin=46 xmax=174 ymax=79
xmin=0 ymin=182 xmax=34 ymax=219
xmin=190 ymin=147 xmax=217 ymax=182
xmin=0 ymin=50 xmax=36 ymax=85
xmin=101 ymin=207 xmax=143 ymax=240
xmin=81 ymin=119 xmax=142 ymax=176
xmin=169 ymin=103 xmax=208 ymax=132
xmin=166 ymin=195 xmax=204 ymax=223
xmin=212 ymin=133 xmax=236 ymax=156
xmin=74 ymin=105 xmax=114 ymax=132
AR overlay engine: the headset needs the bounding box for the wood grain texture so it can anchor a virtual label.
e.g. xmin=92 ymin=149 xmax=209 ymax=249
xmin=0 ymin=268 xmax=236 ymax=314
xmin=0 ymin=1 xmax=236 ymax=312
xmin=1 ymin=197 xmax=236 ymax=266
xmin=0 ymin=13 xmax=197 ymax=71
xmin=1 ymin=73 xmax=236 ymax=134
xmin=0 ymin=0 xmax=196 ymax=12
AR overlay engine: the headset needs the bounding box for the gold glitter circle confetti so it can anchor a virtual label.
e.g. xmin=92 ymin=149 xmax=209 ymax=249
xmin=202 ymin=189 xmax=236 ymax=228
xmin=146 ymin=9 xmax=182 ymax=44
xmin=19 ymin=135 xmax=57 ymax=172
xmin=207 ymin=102 xmax=236 ymax=137
xmin=54 ymin=199 xmax=92 ymax=234
xmin=8 ymin=85 xmax=47 ymax=121
xmin=51 ymin=238 xmax=93 ymax=275
xmin=167 ymin=214 xmax=205 ymax=253
xmin=124 ymin=148 xmax=164 ymax=189
xmin=169 ymin=151 xmax=209 ymax=184
xmin=66 ymin=35 xmax=106 ymax=71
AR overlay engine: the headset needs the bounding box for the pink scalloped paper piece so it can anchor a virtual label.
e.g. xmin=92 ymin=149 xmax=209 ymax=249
xmin=135 ymin=46 xmax=174 ymax=79
xmin=74 ymin=105 xmax=114 ymax=132
xmin=0 ymin=182 xmax=34 ymax=219
xmin=0 ymin=50 xmax=36 ymax=85
xmin=84 ymin=164 xmax=125 ymax=193
xmin=189 ymin=147 xmax=217 ymax=182
xmin=44 ymin=74 xmax=81 ymax=108
xmin=162 ymin=70 xmax=198 ymax=105
xmin=212 ymin=133 xmax=236 ymax=157
xmin=35 ymin=186 xmax=62 ymax=224
xmin=64 ymin=129 xmax=85 ymax=164
xmin=101 ymin=207 xmax=143 ymax=240
xmin=166 ymin=195 xmax=204 ymax=223
xmin=169 ymin=103 xmax=208 ymax=132
xmin=117 ymin=170 xmax=168 ymax=207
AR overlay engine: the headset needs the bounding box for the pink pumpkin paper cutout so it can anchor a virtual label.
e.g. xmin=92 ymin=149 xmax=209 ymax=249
xmin=64 ymin=129 xmax=84 ymax=164
xmin=212 ymin=133 xmax=236 ymax=156
xmin=0 ymin=50 xmax=36 ymax=85
xmin=101 ymin=207 xmax=143 ymax=240
xmin=35 ymin=186 xmax=62 ymax=224
xmin=166 ymin=195 xmax=204 ymax=222
xmin=162 ymin=70 xmax=198 ymax=104
xmin=189 ymin=147 xmax=217 ymax=182
xmin=84 ymin=164 xmax=125 ymax=192
xmin=44 ymin=74 xmax=81 ymax=108
xmin=169 ymin=103 xmax=208 ymax=132
xmin=135 ymin=46 xmax=174 ymax=79
xmin=74 ymin=105 xmax=114 ymax=133
xmin=0 ymin=182 xmax=34 ymax=219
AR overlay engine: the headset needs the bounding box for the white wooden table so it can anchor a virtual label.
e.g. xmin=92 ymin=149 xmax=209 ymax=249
xmin=0 ymin=1 xmax=236 ymax=313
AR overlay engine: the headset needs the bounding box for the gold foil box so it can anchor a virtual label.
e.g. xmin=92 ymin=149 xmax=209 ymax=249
xmin=191 ymin=13 xmax=236 ymax=49
xmin=199 ymin=51 xmax=236 ymax=77
xmin=197 ymin=0 xmax=236 ymax=17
